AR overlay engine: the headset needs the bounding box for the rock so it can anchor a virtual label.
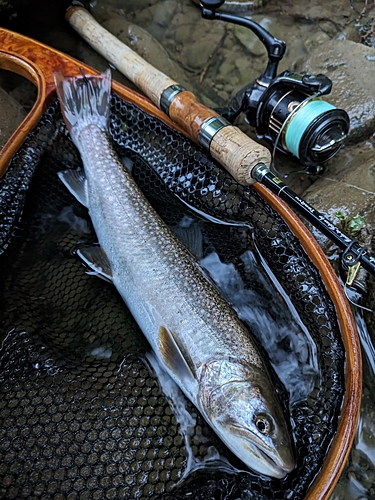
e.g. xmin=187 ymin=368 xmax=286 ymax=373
xmin=0 ymin=86 xmax=27 ymax=149
xmin=92 ymin=0 xmax=157 ymax=16
xmin=300 ymin=139 xmax=375 ymax=296
xmin=134 ymin=1 xmax=180 ymax=41
xmin=0 ymin=0 xmax=32 ymax=22
xmin=335 ymin=23 xmax=361 ymax=44
xmin=181 ymin=32 xmax=228 ymax=72
xmin=295 ymin=40 xmax=375 ymax=143
xmin=102 ymin=18 xmax=192 ymax=90
xmin=233 ymin=15 xmax=284 ymax=57
xmin=177 ymin=8 xmax=225 ymax=74
xmin=303 ymin=30 xmax=330 ymax=53
xmin=301 ymin=141 xmax=375 ymax=257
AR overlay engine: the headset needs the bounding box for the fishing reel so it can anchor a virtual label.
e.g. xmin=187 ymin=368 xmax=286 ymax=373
xmin=200 ymin=0 xmax=350 ymax=175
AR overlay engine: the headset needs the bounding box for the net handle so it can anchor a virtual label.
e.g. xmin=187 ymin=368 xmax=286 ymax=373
xmin=0 ymin=27 xmax=186 ymax=178
xmin=66 ymin=6 xmax=271 ymax=186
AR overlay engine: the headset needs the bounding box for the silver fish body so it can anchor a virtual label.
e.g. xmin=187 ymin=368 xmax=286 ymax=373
xmin=54 ymin=69 xmax=295 ymax=479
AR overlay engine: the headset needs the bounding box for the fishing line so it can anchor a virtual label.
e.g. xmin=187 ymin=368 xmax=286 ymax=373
xmin=271 ymin=93 xmax=321 ymax=177
xmin=344 ymin=284 xmax=374 ymax=314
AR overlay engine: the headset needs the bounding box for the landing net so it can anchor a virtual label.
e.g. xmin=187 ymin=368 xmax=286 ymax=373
xmin=0 ymin=95 xmax=345 ymax=499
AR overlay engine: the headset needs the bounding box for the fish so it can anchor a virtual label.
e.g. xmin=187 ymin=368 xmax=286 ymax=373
xmin=54 ymin=69 xmax=295 ymax=479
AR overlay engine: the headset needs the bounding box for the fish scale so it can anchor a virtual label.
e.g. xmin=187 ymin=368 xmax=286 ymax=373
xmin=78 ymin=124 xmax=263 ymax=380
xmin=54 ymin=69 xmax=295 ymax=479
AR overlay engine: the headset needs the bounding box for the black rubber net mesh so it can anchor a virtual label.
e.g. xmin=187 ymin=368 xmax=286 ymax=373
xmin=0 ymin=94 xmax=345 ymax=500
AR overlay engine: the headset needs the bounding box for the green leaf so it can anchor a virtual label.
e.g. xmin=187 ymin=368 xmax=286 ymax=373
xmin=348 ymin=215 xmax=366 ymax=233
xmin=334 ymin=211 xmax=345 ymax=221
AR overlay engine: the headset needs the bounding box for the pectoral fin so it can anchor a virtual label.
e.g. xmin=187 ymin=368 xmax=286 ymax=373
xmin=58 ymin=168 xmax=88 ymax=207
xmin=158 ymin=326 xmax=198 ymax=396
xmin=77 ymin=246 xmax=113 ymax=282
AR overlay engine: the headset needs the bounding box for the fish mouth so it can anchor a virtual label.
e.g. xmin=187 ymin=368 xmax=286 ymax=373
xmin=229 ymin=425 xmax=294 ymax=478
xmin=255 ymin=445 xmax=293 ymax=479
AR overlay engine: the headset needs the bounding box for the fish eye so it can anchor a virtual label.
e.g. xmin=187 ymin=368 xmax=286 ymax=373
xmin=254 ymin=414 xmax=272 ymax=435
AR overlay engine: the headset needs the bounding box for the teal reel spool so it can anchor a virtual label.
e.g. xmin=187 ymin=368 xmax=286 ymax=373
xmin=282 ymin=98 xmax=348 ymax=169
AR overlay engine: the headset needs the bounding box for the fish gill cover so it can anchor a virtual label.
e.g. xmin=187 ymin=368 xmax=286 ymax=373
xmin=0 ymin=95 xmax=344 ymax=499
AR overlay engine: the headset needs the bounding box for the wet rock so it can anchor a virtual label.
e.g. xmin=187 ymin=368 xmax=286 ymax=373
xmin=134 ymin=1 xmax=180 ymax=41
xmin=102 ymin=17 xmax=192 ymax=90
xmin=295 ymin=40 xmax=375 ymax=143
xmin=347 ymin=1 xmax=375 ymax=48
xmin=181 ymin=33 xmax=223 ymax=71
xmin=176 ymin=8 xmax=226 ymax=74
xmin=233 ymin=15 xmax=285 ymax=57
xmin=335 ymin=23 xmax=361 ymax=44
xmin=0 ymin=86 xmax=27 ymax=149
xmin=301 ymin=141 xmax=375 ymax=259
xmin=279 ymin=0 xmax=355 ymax=26
xmin=303 ymin=30 xmax=330 ymax=53
xmin=92 ymin=0 xmax=158 ymax=19
xmin=0 ymin=0 xmax=32 ymax=21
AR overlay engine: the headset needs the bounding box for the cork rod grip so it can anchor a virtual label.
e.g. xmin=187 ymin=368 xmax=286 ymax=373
xmin=67 ymin=6 xmax=271 ymax=185
xmin=210 ymin=127 xmax=271 ymax=185
xmin=166 ymin=92 xmax=271 ymax=184
xmin=66 ymin=7 xmax=176 ymax=106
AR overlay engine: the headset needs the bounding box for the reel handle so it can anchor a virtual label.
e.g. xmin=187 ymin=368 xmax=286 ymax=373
xmin=67 ymin=6 xmax=271 ymax=185
xmin=200 ymin=0 xmax=286 ymax=83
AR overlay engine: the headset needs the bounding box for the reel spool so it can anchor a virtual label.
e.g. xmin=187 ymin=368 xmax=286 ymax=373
xmin=201 ymin=0 xmax=350 ymax=174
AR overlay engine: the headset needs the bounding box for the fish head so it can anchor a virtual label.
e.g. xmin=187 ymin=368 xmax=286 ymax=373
xmin=197 ymin=358 xmax=295 ymax=479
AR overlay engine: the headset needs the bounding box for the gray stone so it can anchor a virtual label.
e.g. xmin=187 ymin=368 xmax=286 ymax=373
xmin=134 ymin=1 xmax=181 ymax=41
xmin=233 ymin=15 xmax=285 ymax=57
xmin=301 ymin=141 xmax=375 ymax=262
xmin=0 ymin=86 xmax=27 ymax=150
xmin=303 ymin=31 xmax=330 ymax=53
xmin=295 ymin=40 xmax=375 ymax=143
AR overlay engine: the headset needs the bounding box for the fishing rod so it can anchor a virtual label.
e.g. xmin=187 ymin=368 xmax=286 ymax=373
xmin=66 ymin=4 xmax=375 ymax=279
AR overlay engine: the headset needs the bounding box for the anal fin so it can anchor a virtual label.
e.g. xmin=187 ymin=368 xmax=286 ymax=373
xmin=58 ymin=168 xmax=89 ymax=207
xmin=77 ymin=246 xmax=113 ymax=282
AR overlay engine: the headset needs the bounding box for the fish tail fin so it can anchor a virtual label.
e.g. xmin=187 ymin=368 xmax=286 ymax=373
xmin=54 ymin=68 xmax=111 ymax=146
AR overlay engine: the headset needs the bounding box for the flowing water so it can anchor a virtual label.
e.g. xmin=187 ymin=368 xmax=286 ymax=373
xmin=1 ymin=0 xmax=375 ymax=498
